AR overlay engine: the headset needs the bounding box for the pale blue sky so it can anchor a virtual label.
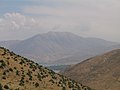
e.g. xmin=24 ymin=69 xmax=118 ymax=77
xmin=0 ymin=0 xmax=120 ymax=42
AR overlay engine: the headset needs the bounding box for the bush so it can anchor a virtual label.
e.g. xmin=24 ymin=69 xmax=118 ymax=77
xmin=0 ymin=60 xmax=6 ymax=68
xmin=3 ymin=72 xmax=6 ymax=75
xmin=49 ymin=79 xmax=54 ymax=83
xmin=2 ymin=76 xmax=6 ymax=80
xmin=29 ymin=76 xmax=32 ymax=80
xmin=16 ymin=70 xmax=19 ymax=75
xmin=19 ymin=77 xmax=25 ymax=86
xmin=62 ymin=87 xmax=66 ymax=90
xmin=37 ymin=73 xmax=42 ymax=81
xmin=35 ymin=82 xmax=39 ymax=87
xmin=9 ymin=68 xmax=13 ymax=72
xmin=4 ymin=85 xmax=9 ymax=89
xmin=0 ymin=83 xmax=3 ymax=90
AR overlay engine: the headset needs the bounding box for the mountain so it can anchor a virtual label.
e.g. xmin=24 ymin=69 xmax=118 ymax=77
xmin=0 ymin=47 xmax=93 ymax=90
xmin=0 ymin=32 xmax=118 ymax=64
xmin=62 ymin=49 xmax=120 ymax=90
xmin=0 ymin=40 xmax=21 ymax=50
xmin=109 ymin=44 xmax=120 ymax=49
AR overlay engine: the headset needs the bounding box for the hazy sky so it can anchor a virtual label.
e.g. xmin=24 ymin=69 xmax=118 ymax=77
xmin=0 ymin=0 xmax=120 ymax=42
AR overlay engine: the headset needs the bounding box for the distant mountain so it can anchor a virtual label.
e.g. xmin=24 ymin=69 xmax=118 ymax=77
xmin=62 ymin=49 xmax=120 ymax=90
xmin=0 ymin=40 xmax=21 ymax=50
xmin=0 ymin=47 xmax=93 ymax=90
xmin=0 ymin=32 xmax=119 ymax=64
xmin=109 ymin=44 xmax=120 ymax=49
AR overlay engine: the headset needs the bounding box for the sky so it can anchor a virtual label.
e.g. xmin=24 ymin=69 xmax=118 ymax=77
xmin=0 ymin=0 xmax=120 ymax=42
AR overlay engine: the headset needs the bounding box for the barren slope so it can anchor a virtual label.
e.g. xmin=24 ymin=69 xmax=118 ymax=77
xmin=62 ymin=49 xmax=120 ymax=90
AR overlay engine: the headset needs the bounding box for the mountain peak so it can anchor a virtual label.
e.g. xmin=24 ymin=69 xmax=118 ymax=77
xmin=0 ymin=32 xmax=118 ymax=64
xmin=47 ymin=31 xmax=76 ymax=35
xmin=30 ymin=31 xmax=82 ymax=40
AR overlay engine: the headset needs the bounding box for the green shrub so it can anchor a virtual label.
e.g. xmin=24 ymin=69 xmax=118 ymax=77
xmin=49 ymin=79 xmax=55 ymax=83
xmin=4 ymin=85 xmax=9 ymax=89
xmin=0 ymin=60 xmax=6 ymax=68
xmin=62 ymin=87 xmax=66 ymax=90
xmin=37 ymin=73 xmax=42 ymax=81
xmin=9 ymin=68 xmax=13 ymax=72
xmin=29 ymin=76 xmax=32 ymax=80
xmin=2 ymin=76 xmax=6 ymax=80
xmin=19 ymin=77 xmax=25 ymax=86
xmin=3 ymin=72 xmax=6 ymax=75
xmin=16 ymin=70 xmax=19 ymax=75
xmin=0 ymin=83 xmax=3 ymax=90
xmin=35 ymin=82 xmax=39 ymax=87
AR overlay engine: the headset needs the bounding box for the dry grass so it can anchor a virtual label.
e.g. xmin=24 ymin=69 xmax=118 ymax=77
xmin=0 ymin=47 xmax=93 ymax=90
xmin=62 ymin=49 xmax=120 ymax=90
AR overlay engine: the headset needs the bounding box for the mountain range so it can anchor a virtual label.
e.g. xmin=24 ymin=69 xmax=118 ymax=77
xmin=62 ymin=49 xmax=120 ymax=90
xmin=0 ymin=32 xmax=119 ymax=64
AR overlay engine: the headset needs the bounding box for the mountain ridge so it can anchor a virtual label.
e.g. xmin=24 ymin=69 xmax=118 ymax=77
xmin=0 ymin=32 xmax=118 ymax=64
xmin=62 ymin=49 xmax=120 ymax=90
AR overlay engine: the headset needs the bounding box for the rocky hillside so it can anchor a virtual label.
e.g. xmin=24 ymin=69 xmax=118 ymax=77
xmin=62 ymin=49 xmax=120 ymax=90
xmin=0 ymin=47 xmax=93 ymax=90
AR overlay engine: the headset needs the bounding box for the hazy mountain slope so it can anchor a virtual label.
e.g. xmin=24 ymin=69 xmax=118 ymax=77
xmin=0 ymin=47 xmax=93 ymax=90
xmin=62 ymin=49 xmax=120 ymax=90
xmin=0 ymin=40 xmax=21 ymax=50
xmin=12 ymin=32 xmax=85 ymax=63
xmin=53 ymin=49 xmax=105 ymax=65
xmin=109 ymin=44 xmax=120 ymax=49
xmin=0 ymin=32 xmax=118 ymax=64
xmin=54 ymin=44 xmax=120 ymax=65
